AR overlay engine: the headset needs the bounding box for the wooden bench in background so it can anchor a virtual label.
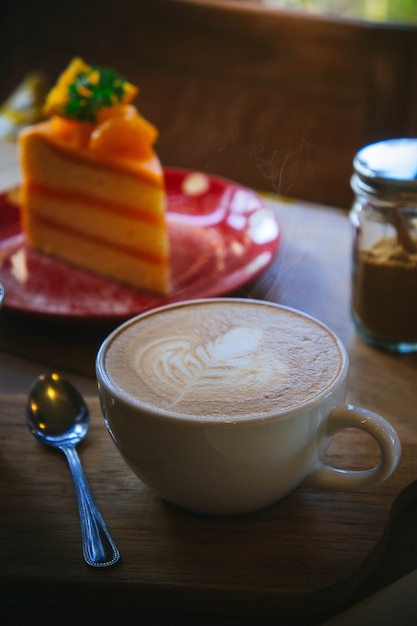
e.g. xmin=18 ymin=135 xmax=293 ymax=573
xmin=1 ymin=0 xmax=416 ymax=208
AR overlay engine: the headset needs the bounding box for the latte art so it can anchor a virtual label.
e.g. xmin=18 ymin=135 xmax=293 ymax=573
xmin=137 ymin=326 xmax=288 ymax=406
xmin=103 ymin=300 xmax=344 ymax=420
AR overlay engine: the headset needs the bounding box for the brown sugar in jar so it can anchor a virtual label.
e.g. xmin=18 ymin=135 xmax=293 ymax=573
xmin=350 ymin=139 xmax=417 ymax=353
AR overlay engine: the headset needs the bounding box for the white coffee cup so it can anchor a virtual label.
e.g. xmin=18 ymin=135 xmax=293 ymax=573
xmin=96 ymin=298 xmax=401 ymax=516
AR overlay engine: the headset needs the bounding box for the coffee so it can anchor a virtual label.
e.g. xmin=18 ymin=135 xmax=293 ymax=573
xmin=97 ymin=298 xmax=400 ymax=515
xmin=103 ymin=299 xmax=344 ymax=420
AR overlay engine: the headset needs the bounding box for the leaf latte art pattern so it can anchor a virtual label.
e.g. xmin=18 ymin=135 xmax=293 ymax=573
xmin=136 ymin=326 xmax=286 ymax=405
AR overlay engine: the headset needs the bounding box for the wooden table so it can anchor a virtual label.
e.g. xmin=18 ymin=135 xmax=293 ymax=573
xmin=1 ymin=142 xmax=417 ymax=624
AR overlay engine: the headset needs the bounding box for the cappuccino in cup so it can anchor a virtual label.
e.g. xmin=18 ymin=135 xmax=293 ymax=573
xmin=105 ymin=299 xmax=343 ymax=420
xmin=96 ymin=298 xmax=401 ymax=515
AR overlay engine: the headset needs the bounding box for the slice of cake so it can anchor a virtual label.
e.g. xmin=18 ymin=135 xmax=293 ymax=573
xmin=19 ymin=57 xmax=170 ymax=295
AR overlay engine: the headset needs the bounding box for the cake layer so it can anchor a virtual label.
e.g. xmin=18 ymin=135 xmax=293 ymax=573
xmin=21 ymin=184 xmax=169 ymax=258
xmin=26 ymin=214 xmax=170 ymax=294
xmin=20 ymin=124 xmax=165 ymax=208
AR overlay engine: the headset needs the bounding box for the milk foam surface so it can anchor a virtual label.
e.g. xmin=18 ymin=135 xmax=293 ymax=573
xmin=104 ymin=301 xmax=343 ymax=420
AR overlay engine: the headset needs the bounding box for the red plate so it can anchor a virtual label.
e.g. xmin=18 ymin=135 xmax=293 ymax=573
xmin=0 ymin=168 xmax=280 ymax=322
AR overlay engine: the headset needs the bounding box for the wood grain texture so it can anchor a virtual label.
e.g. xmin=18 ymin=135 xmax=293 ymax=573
xmin=0 ymin=392 xmax=414 ymax=622
xmin=1 ymin=0 xmax=416 ymax=208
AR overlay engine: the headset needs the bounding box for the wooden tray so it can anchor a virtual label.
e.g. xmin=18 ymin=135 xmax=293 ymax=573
xmin=1 ymin=394 xmax=416 ymax=622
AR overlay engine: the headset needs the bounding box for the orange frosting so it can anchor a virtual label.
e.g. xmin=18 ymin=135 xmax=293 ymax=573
xmin=25 ymin=104 xmax=164 ymax=187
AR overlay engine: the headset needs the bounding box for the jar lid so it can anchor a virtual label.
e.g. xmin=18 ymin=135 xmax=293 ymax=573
xmin=352 ymin=138 xmax=417 ymax=202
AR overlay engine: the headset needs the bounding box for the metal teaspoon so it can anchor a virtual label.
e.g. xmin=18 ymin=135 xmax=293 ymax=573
xmin=26 ymin=373 xmax=120 ymax=567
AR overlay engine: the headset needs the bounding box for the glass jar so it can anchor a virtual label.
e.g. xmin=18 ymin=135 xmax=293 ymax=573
xmin=350 ymin=138 xmax=417 ymax=353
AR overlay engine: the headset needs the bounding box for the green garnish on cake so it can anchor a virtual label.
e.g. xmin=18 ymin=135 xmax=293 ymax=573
xmin=43 ymin=57 xmax=138 ymax=123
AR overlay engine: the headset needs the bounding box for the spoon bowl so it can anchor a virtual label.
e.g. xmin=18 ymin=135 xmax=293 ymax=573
xmin=27 ymin=374 xmax=89 ymax=444
xmin=27 ymin=373 xmax=120 ymax=568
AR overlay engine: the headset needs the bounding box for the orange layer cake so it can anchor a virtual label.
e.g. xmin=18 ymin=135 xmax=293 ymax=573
xmin=19 ymin=58 xmax=170 ymax=295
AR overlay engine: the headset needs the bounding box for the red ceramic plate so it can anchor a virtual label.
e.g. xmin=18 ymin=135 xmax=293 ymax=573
xmin=0 ymin=168 xmax=280 ymax=322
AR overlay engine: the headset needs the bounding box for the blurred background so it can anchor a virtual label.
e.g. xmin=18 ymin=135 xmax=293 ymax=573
xmin=261 ymin=0 xmax=416 ymax=23
xmin=1 ymin=0 xmax=416 ymax=208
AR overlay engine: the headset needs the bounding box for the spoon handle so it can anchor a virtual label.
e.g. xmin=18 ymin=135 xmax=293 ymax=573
xmin=61 ymin=445 xmax=120 ymax=567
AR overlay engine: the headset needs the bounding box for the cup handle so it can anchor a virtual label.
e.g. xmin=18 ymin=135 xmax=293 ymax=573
xmin=304 ymin=404 xmax=401 ymax=491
